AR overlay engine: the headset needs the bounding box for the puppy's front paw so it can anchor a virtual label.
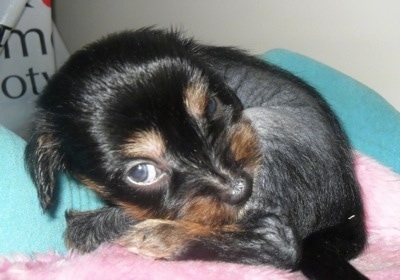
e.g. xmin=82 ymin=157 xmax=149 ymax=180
xmin=117 ymin=219 xmax=196 ymax=260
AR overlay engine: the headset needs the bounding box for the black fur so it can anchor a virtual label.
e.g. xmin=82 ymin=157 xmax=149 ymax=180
xmin=65 ymin=207 xmax=135 ymax=253
xmin=25 ymin=28 xmax=367 ymax=279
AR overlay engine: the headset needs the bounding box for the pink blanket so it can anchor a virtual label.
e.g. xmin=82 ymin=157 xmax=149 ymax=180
xmin=1 ymin=153 xmax=399 ymax=279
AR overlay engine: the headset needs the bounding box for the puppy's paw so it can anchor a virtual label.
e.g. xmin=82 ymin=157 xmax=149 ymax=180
xmin=117 ymin=219 xmax=197 ymax=260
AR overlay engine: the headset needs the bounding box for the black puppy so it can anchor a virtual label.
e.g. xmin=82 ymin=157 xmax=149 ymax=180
xmin=25 ymin=28 xmax=367 ymax=279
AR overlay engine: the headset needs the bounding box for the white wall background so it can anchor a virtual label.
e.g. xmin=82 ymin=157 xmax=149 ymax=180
xmin=54 ymin=0 xmax=400 ymax=111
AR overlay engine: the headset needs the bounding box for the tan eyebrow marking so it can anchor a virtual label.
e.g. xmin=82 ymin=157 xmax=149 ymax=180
xmin=184 ymin=80 xmax=209 ymax=118
xmin=122 ymin=129 xmax=166 ymax=160
xmin=230 ymin=119 xmax=262 ymax=172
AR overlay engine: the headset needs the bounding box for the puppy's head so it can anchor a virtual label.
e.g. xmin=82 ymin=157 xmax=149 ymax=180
xmin=25 ymin=29 xmax=261 ymax=226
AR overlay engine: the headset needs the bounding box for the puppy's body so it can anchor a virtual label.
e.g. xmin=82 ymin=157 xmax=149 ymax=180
xmin=26 ymin=28 xmax=367 ymax=279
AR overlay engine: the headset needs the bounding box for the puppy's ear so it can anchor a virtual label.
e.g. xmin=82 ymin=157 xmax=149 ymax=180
xmin=25 ymin=125 xmax=64 ymax=210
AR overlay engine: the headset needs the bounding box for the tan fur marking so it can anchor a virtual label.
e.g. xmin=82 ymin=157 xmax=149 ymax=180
xmin=80 ymin=177 xmax=110 ymax=198
xmin=179 ymin=196 xmax=239 ymax=226
xmin=122 ymin=129 xmax=166 ymax=160
xmin=184 ymin=81 xmax=208 ymax=118
xmin=230 ymin=120 xmax=262 ymax=172
xmin=117 ymin=219 xmax=241 ymax=260
xmin=37 ymin=133 xmax=53 ymax=147
xmin=118 ymin=201 xmax=166 ymax=221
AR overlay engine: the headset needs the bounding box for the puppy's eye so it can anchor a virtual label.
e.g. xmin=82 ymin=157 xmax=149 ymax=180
xmin=206 ymin=97 xmax=218 ymax=117
xmin=126 ymin=162 xmax=162 ymax=185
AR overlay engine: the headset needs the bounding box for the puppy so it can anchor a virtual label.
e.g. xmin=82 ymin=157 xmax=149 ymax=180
xmin=25 ymin=28 xmax=367 ymax=279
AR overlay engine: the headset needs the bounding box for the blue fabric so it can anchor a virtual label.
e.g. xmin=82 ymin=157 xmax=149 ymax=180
xmin=261 ymin=49 xmax=400 ymax=174
xmin=0 ymin=49 xmax=399 ymax=255
xmin=0 ymin=126 xmax=104 ymax=255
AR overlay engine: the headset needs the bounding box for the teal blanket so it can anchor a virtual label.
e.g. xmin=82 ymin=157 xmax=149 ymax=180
xmin=263 ymin=49 xmax=400 ymax=174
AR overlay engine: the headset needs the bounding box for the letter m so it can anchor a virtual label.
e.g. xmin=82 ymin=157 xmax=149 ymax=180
xmin=3 ymin=28 xmax=47 ymax=59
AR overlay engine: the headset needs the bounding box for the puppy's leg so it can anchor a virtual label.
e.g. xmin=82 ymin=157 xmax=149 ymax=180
xmin=117 ymin=217 xmax=368 ymax=279
xmin=116 ymin=214 xmax=301 ymax=269
xmin=117 ymin=219 xmax=205 ymax=260
xmin=66 ymin=206 xmax=136 ymax=252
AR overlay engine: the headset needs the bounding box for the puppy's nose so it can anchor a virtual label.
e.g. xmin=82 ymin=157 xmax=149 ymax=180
xmin=221 ymin=173 xmax=252 ymax=205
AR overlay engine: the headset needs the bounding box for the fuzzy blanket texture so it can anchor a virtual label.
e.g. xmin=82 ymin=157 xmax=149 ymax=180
xmin=1 ymin=153 xmax=399 ymax=280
